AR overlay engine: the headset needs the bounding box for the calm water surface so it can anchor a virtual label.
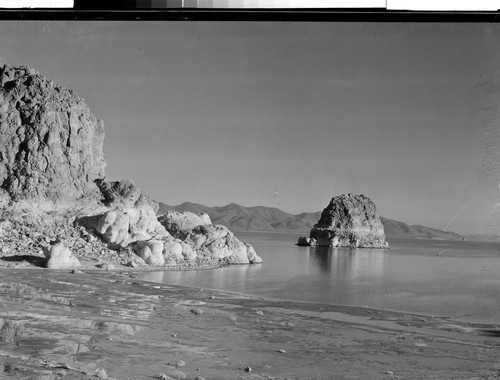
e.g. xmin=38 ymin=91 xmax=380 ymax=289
xmin=138 ymin=232 xmax=500 ymax=323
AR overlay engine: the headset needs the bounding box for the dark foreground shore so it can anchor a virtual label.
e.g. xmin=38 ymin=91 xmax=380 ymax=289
xmin=0 ymin=269 xmax=499 ymax=380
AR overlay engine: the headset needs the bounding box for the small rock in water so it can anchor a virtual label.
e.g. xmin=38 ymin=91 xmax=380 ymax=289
xmin=194 ymin=377 xmax=206 ymax=380
xmin=191 ymin=308 xmax=203 ymax=315
xmin=244 ymin=366 xmax=252 ymax=373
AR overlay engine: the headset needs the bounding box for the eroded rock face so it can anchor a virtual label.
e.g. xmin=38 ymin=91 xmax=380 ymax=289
xmin=77 ymin=179 xmax=169 ymax=249
xmin=299 ymin=194 xmax=388 ymax=248
xmin=159 ymin=211 xmax=263 ymax=265
xmin=158 ymin=210 xmax=212 ymax=240
xmin=0 ymin=64 xmax=106 ymax=209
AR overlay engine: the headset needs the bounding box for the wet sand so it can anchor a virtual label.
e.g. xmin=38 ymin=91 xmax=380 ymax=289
xmin=0 ymin=268 xmax=499 ymax=380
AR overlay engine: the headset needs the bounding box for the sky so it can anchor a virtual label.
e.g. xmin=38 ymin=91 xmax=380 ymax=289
xmin=1 ymin=21 xmax=500 ymax=234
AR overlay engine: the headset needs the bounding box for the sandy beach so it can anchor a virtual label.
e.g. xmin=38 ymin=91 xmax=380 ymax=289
xmin=0 ymin=268 xmax=499 ymax=380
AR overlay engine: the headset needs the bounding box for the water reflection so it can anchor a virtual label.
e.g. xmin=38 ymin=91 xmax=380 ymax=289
xmin=308 ymin=247 xmax=386 ymax=280
xmin=141 ymin=263 xmax=264 ymax=295
xmin=136 ymin=234 xmax=500 ymax=322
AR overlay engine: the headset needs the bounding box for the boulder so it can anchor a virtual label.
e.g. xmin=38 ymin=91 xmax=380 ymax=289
xmin=44 ymin=243 xmax=81 ymax=269
xmin=297 ymin=236 xmax=311 ymax=246
xmin=302 ymin=194 xmax=387 ymax=248
xmin=134 ymin=240 xmax=165 ymax=266
xmin=163 ymin=238 xmax=183 ymax=261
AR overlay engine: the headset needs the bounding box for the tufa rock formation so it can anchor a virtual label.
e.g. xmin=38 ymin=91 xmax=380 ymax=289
xmin=159 ymin=211 xmax=263 ymax=265
xmin=0 ymin=64 xmax=261 ymax=269
xmin=298 ymin=194 xmax=388 ymax=248
xmin=0 ymin=65 xmax=105 ymax=210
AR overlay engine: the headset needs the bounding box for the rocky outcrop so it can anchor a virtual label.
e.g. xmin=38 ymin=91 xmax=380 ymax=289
xmin=298 ymin=194 xmax=388 ymax=248
xmin=0 ymin=64 xmax=261 ymax=270
xmin=159 ymin=210 xmax=212 ymax=240
xmin=77 ymin=179 xmax=169 ymax=249
xmin=159 ymin=211 xmax=263 ymax=264
xmin=0 ymin=64 xmax=105 ymax=210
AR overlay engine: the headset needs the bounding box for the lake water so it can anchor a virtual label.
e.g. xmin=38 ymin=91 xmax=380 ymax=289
xmin=137 ymin=232 xmax=500 ymax=324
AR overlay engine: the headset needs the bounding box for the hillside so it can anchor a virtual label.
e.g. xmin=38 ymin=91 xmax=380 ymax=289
xmin=158 ymin=202 xmax=321 ymax=233
xmin=380 ymin=217 xmax=464 ymax=240
xmin=158 ymin=202 xmax=465 ymax=240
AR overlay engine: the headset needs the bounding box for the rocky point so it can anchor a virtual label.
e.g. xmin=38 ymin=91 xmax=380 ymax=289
xmin=0 ymin=64 xmax=262 ymax=270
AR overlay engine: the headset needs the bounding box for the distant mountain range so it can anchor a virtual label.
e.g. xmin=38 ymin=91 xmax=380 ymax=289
xmin=158 ymin=201 xmax=467 ymax=241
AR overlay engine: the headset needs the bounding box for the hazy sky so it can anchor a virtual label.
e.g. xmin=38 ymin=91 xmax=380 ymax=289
xmin=1 ymin=21 xmax=500 ymax=234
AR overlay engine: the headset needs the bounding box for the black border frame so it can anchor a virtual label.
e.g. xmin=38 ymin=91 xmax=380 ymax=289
xmin=0 ymin=9 xmax=498 ymax=22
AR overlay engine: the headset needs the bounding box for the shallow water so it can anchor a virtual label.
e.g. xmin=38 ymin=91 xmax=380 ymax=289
xmin=138 ymin=233 xmax=500 ymax=324
xmin=2 ymin=268 xmax=498 ymax=380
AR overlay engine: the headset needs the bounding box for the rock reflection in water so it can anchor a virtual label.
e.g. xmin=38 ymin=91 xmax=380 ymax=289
xmin=309 ymin=247 xmax=385 ymax=280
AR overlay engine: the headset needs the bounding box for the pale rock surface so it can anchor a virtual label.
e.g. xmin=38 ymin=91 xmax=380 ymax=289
xmin=162 ymin=238 xmax=184 ymax=263
xmin=299 ymin=194 xmax=387 ymax=248
xmin=245 ymin=243 xmax=263 ymax=264
xmin=158 ymin=211 xmax=212 ymax=240
xmin=159 ymin=213 xmax=263 ymax=264
xmin=134 ymin=240 xmax=165 ymax=266
xmin=180 ymin=241 xmax=197 ymax=262
xmin=227 ymin=241 xmax=250 ymax=264
xmin=79 ymin=179 xmax=169 ymax=248
xmin=44 ymin=243 xmax=81 ymax=269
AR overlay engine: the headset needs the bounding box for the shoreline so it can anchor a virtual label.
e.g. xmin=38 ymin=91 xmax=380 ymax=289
xmin=1 ymin=268 xmax=499 ymax=379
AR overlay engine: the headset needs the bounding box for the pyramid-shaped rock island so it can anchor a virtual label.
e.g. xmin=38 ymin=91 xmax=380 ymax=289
xmin=298 ymin=194 xmax=389 ymax=248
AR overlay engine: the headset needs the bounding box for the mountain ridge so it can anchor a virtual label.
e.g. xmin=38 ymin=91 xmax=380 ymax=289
xmin=158 ymin=201 xmax=465 ymax=241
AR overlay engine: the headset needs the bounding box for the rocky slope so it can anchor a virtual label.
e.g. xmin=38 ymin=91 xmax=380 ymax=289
xmin=381 ymin=217 xmax=464 ymax=241
xmin=0 ymin=64 xmax=261 ymax=270
xmin=297 ymin=194 xmax=388 ymax=248
xmin=162 ymin=202 xmax=465 ymax=241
